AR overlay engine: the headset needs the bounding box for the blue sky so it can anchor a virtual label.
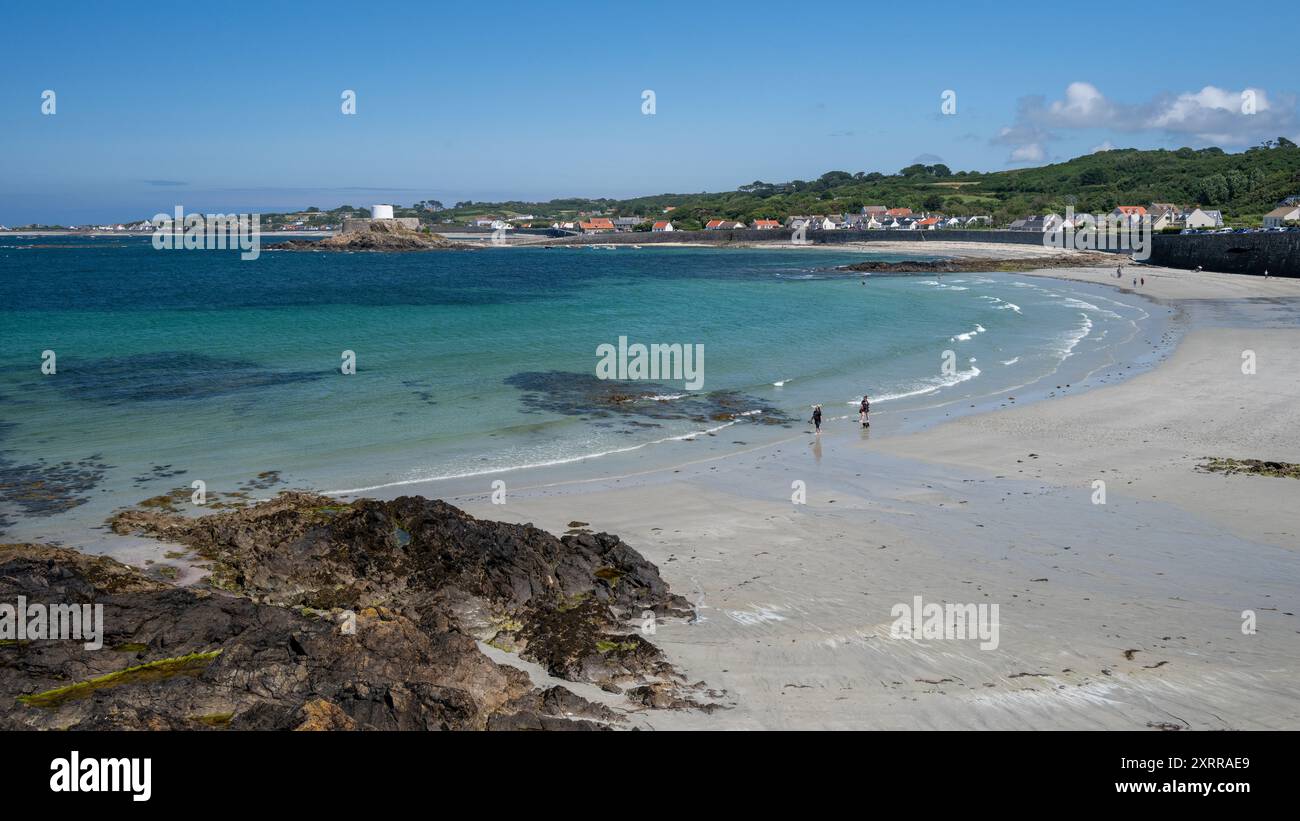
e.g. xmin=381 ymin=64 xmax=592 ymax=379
xmin=1 ymin=0 xmax=1297 ymax=223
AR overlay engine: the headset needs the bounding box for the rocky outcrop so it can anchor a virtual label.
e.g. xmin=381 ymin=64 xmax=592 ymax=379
xmin=839 ymin=252 xmax=1115 ymax=274
xmin=1196 ymin=457 xmax=1300 ymax=479
xmin=270 ymin=221 xmax=472 ymax=252
xmin=2 ymin=493 xmax=712 ymax=730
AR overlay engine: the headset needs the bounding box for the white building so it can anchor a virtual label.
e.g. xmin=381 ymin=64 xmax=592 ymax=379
xmin=1262 ymin=206 xmax=1300 ymax=228
xmin=1184 ymin=208 xmax=1225 ymax=229
xmin=371 ymin=204 xmax=395 ymax=220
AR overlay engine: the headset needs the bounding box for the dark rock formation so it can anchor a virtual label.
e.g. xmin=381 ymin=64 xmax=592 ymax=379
xmin=1196 ymin=457 xmax=1300 ymax=479
xmin=838 ymin=252 xmax=1115 ymax=274
xmin=270 ymin=221 xmax=472 ymax=252
xmin=2 ymin=492 xmax=712 ymax=730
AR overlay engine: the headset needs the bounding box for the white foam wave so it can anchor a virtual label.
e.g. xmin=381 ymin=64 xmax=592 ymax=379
xmin=1059 ymin=296 xmax=1120 ymax=319
xmin=847 ymin=363 xmax=982 ymax=405
xmin=1055 ymin=312 xmax=1094 ymax=358
xmin=950 ymin=324 xmax=986 ymax=342
xmin=326 ymin=414 xmax=759 ymax=495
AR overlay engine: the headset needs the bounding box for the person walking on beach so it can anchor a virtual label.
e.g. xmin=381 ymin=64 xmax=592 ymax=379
xmin=859 ymin=395 xmax=871 ymax=428
xmin=810 ymin=404 xmax=822 ymax=434
xmin=1140 ymin=276 xmax=1145 ymax=286
xmin=1132 ymin=276 xmax=1137 ymax=287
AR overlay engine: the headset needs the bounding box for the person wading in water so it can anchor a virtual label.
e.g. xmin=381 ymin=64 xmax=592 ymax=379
xmin=859 ymin=394 xmax=871 ymax=428
xmin=810 ymin=404 xmax=822 ymax=434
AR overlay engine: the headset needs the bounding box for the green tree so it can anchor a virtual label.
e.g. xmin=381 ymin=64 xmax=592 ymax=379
xmin=1198 ymin=174 xmax=1229 ymax=204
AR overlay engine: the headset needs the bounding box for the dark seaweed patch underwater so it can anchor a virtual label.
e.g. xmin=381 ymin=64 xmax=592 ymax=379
xmin=505 ymin=371 xmax=792 ymax=427
xmin=41 ymin=352 xmax=324 ymax=404
xmin=0 ymin=422 xmax=110 ymax=536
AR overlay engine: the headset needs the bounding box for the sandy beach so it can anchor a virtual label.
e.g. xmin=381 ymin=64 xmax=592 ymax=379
xmin=400 ymin=259 xmax=1300 ymax=730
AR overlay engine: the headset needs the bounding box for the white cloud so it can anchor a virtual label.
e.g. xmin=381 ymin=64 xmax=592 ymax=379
xmin=1047 ymin=82 xmax=1118 ymax=127
xmin=1009 ymin=143 xmax=1045 ymax=163
xmin=1091 ymin=140 xmax=1116 ymax=153
xmin=1149 ymin=86 xmax=1270 ymax=128
xmin=993 ymin=82 xmax=1297 ymax=162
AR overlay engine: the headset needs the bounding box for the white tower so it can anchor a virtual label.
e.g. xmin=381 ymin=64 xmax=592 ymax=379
xmin=371 ymin=204 xmax=394 ymax=220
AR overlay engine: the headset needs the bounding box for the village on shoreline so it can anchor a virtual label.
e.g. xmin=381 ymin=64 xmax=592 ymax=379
xmin=6 ymin=196 xmax=1299 ymax=237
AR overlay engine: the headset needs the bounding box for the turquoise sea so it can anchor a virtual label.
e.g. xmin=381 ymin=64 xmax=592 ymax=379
xmin=0 ymin=235 xmax=1168 ymax=547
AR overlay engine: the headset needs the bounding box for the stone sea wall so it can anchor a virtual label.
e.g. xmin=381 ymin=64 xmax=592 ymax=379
xmin=1146 ymin=232 xmax=1300 ymax=277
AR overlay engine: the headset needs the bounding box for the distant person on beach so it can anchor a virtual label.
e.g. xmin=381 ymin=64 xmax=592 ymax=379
xmin=1264 ymin=269 xmax=1270 ymax=279
xmin=859 ymin=395 xmax=871 ymax=428
xmin=1140 ymin=276 xmax=1145 ymax=286
xmin=1116 ymin=265 xmax=1122 ymax=278
xmin=811 ymin=404 xmax=822 ymax=434
xmin=1132 ymin=277 xmax=1137 ymax=287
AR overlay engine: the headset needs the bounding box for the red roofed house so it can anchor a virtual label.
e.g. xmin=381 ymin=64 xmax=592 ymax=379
xmin=752 ymin=219 xmax=781 ymax=230
xmin=886 ymin=207 xmax=913 ymax=217
xmin=705 ymin=219 xmax=728 ymax=229
xmin=916 ymin=217 xmax=941 ymax=229
xmin=652 ymin=221 xmax=674 ymax=232
xmin=1112 ymin=206 xmax=1147 ymax=227
xmin=579 ymin=218 xmax=615 ymax=233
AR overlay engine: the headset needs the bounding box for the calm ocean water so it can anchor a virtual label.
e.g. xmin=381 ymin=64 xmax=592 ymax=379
xmin=0 ymin=235 xmax=1163 ymax=545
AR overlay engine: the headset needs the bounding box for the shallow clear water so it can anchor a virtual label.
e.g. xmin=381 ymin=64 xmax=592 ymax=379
xmin=0 ymin=236 xmax=1162 ymax=545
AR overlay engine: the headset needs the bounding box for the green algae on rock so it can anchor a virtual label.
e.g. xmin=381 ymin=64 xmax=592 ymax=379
xmin=18 ymin=650 xmax=222 ymax=709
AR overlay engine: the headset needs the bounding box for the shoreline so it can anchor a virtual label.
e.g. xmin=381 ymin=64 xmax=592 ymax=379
xmin=391 ymin=261 xmax=1300 ymax=729
xmin=9 ymin=249 xmax=1300 ymax=730
xmin=319 ymin=270 xmax=1170 ymax=499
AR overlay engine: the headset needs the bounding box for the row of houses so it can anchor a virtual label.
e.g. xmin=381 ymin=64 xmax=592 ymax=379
xmin=1009 ymin=204 xmax=1225 ymax=233
xmin=549 ymin=217 xmax=683 ymax=232
xmin=561 ymin=212 xmax=996 ymax=234
xmin=61 ymin=222 xmax=156 ymax=232
xmin=786 ymin=212 xmax=993 ymax=231
xmin=488 ymin=195 xmax=1300 ymax=235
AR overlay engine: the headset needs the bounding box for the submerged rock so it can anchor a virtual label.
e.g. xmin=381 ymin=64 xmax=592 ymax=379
xmin=505 ymin=370 xmax=792 ymax=427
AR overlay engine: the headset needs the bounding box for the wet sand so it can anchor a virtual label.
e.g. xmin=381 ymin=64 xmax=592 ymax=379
xmin=409 ymin=261 xmax=1300 ymax=730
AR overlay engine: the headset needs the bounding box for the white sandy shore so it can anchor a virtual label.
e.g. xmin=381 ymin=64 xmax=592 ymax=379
xmin=391 ymin=258 xmax=1300 ymax=730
